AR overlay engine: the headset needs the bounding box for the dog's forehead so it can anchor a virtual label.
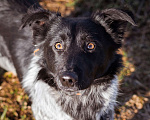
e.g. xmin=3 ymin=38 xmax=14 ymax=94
xmin=62 ymin=18 xmax=99 ymax=32
xmin=57 ymin=18 xmax=103 ymax=40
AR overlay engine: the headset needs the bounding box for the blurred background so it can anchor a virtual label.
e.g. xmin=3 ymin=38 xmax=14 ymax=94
xmin=0 ymin=0 xmax=150 ymax=120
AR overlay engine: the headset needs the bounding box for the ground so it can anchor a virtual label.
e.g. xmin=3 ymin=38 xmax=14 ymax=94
xmin=0 ymin=0 xmax=150 ymax=120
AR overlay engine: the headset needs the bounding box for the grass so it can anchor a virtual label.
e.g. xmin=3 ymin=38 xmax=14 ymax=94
xmin=1 ymin=106 xmax=8 ymax=120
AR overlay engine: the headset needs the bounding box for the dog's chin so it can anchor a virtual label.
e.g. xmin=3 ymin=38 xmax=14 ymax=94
xmin=55 ymin=81 xmax=81 ymax=96
xmin=62 ymin=90 xmax=80 ymax=96
xmin=57 ymin=84 xmax=79 ymax=95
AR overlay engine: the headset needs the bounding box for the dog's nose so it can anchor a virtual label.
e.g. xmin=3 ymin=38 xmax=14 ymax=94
xmin=60 ymin=72 xmax=78 ymax=88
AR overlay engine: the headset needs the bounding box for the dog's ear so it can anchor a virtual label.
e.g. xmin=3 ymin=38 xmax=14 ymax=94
xmin=21 ymin=9 xmax=61 ymax=46
xmin=92 ymin=8 xmax=137 ymax=45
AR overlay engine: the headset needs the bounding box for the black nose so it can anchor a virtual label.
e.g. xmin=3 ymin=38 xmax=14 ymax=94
xmin=60 ymin=72 xmax=78 ymax=88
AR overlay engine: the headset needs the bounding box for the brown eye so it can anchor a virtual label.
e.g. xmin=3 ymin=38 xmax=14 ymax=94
xmin=87 ymin=43 xmax=95 ymax=50
xmin=55 ymin=43 xmax=63 ymax=50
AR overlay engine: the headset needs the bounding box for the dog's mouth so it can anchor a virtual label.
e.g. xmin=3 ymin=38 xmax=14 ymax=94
xmin=53 ymin=76 xmax=86 ymax=96
xmin=61 ymin=89 xmax=83 ymax=96
xmin=44 ymin=70 xmax=92 ymax=96
xmin=59 ymin=88 xmax=83 ymax=96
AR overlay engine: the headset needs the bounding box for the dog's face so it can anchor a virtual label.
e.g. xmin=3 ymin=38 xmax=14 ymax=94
xmin=22 ymin=9 xmax=136 ymax=92
xmin=44 ymin=18 xmax=115 ymax=91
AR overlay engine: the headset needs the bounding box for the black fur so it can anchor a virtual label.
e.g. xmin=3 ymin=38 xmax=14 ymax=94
xmin=0 ymin=0 xmax=136 ymax=120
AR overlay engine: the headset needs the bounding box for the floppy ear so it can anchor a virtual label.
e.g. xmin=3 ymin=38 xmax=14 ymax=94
xmin=92 ymin=8 xmax=137 ymax=44
xmin=21 ymin=9 xmax=61 ymax=46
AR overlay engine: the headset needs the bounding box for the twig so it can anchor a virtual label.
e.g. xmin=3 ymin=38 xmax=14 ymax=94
xmin=135 ymin=80 xmax=149 ymax=90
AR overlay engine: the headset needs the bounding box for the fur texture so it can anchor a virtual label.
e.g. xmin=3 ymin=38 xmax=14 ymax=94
xmin=0 ymin=0 xmax=136 ymax=120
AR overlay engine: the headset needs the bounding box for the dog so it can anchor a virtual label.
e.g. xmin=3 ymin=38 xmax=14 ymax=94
xmin=0 ymin=0 xmax=136 ymax=120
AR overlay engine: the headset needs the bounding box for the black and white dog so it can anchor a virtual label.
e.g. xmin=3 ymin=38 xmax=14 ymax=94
xmin=0 ymin=0 xmax=136 ymax=120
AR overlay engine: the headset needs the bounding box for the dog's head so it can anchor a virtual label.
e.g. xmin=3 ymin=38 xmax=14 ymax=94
xmin=21 ymin=8 xmax=136 ymax=93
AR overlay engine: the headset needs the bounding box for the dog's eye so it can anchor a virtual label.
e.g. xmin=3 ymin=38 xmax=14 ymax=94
xmin=87 ymin=43 xmax=95 ymax=50
xmin=55 ymin=43 xmax=63 ymax=50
